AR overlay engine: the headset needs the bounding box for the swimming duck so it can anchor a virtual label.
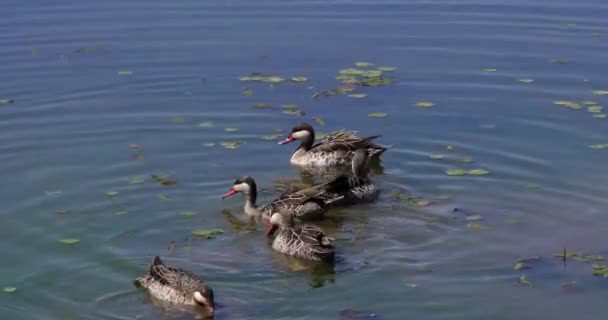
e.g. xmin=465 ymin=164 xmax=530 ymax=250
xmin=317 ymin=149 xmax=379 ymax=205
xmin=222 ymin=176 xmax=342 ymax=220
xmin=265 ymin=212 xmax=335 ymax=262
xmin=278 ymin=122 xmax=389 ymax=167
xmin=134 ymin=256 xmax=215 ymax=315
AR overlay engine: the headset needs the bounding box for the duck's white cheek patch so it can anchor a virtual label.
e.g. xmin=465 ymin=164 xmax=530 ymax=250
xmin=233 ymin=183 xmax=250 ymax=193
xmin=291 ymin=130 xmax=310 ymax=140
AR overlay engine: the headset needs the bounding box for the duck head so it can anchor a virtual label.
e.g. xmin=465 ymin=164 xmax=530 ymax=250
xmin=193 ymin=284 xmax=215 ymax=316
xmin=265 ymin=212 xmax=293 ymax=237
xmin=222 ymin=176 xmax=257 ymax=200
xmin=278 ymin=123 xmax=315 ymax=145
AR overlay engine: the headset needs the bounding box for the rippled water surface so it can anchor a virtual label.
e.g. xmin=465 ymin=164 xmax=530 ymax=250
xmin=2 ymin=0 xmax=608 ymax=319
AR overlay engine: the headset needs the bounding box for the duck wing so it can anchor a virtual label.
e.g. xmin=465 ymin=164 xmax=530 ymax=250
xmin=149 ymin=256 xmax=201 ymax=292
xmin=297 ymin=225 xmax=335 ymax=253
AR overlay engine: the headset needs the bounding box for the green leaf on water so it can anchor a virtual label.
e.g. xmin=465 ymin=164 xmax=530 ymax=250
xmin=466 ymin=215 xmax=484 ymax=221
xmin=518 ymin=79 xmax=534 ymax=83
xmin=467 ymin=223 xmax=493 ymax=230
xmin=282 ymin=104 xmax=299 ymax=110
xmin=262 ymin=76 xmax=285 ymax=84
xmin=118 ymin=71 xmax=133 ymax=76
xmin=460 ymin=157 xmax=474 ymax=163
xmin=116 ymin=210 xmax=128 ymax=215
xmin=201 ymin=142 xmax=216 ymax=147
xmin=192 ymin=228 xmax=224 ymax=239
xmin=377 ymin=66 xmax=397 ymax=72
xmin=59 ymin=239 xmax=80 ymax=245
xmin=252 ymin=103 xmax=272 ymax=109
xmin=224 ymin=128 xmax=239 ymax=132
xmin=129 ymin=177 xmax=145 ymax=184
xmin=197 ymin=121 xmax=214 ymax=128
xmin=551 ymin=59 xmax=568 ymax=63
xmin=348 ymin=93 xmax=368 ymax=99
xmin=446 ymin=169 xmax=466 ymax=176
xmin=158 ymin=193 xmax=171 ymax=201
xmin=467 ymin=169 xmax=490 ymax=175
xmin=282 ymin=109 xmax=305 ymax=116
xmin=170 ymin=116 xmax=185 ymax=124
xmin=355 ymin=62 xmax=374 ymax=67
xmin=429 ymin=153 xmax=444 ymax=160
xmin=243 ymin=87 xmax=253 ymax=97
xmin=564 ymin=23 xmax=577 ymax=27
xmin=291 ymin=76 xmax=308 ymax=82
xmin=519 ymin=275 xmax=531 ymax=286
xmin=339 ymin=68 xmax=366 ymax=75
xmin=447 ymin=145 xmax=454 ymax=151
xmin=106 ymin=191 xmax=118 ymax=197
xmin=593 ymin=114 xmax=607 ymax=118
xmin=553 ymin=101 xmax=581 ymax=109
xmin=514 ymin=262 xmax=528 ymax=271
xmin=314 ymin=117 xmax=325 ymax=126
xmin=3 ymin=287 xmax=16 ymax=293
xmin=261 ymin=134 xmax=282 ymax=141
xmin=181 ymin=211 xmax=194 ymax=217
xmin=584 ymin=101 xmax=598 ymax=105
xmin=592 ymin=90 xmax=608 ymax=96
xmin=0 ymin=99 xmax=15 ymax=104
xmin=415 ymin=101 xmax=434 ymax=107
xmin=484 ymin=68 xmax=497 ymax=72
xmin=587 ymin=106 xmax=603 ymax=113
xmin=367 ymin=112 xmax=388 ymax=118
xmin=221 ymin=140 xmax=243 ymax=149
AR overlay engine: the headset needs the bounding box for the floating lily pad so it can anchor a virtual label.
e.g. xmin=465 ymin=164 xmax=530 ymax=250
xmin=160 ymin=180 xmax=176 ymax=186
xmin=243 ymin=87 xmax=253 ymax=97
xmin=377 ymin=66 xmax=397 ymax=72
xmin=348 ymin=93 xmax=367 ymax=99
xmin=339 ymin=68 xmax=366 ymax=75
xmin=221 ymin=140 xmax=243 ymax=149
xmin=129 ymin=177 xmax=145 ymax=184
xmin=519 ymin=275 xmax=531 ymax=286
xmin=447 ymin=145 xmax=454 ymax=151
xmin=587 ymin=106 xmax=603 ymax=113
xmin=262 ymin=76 xmax=285 ymax=83
xmin=446 ymin=169 xmax=466 ymax=176
xmin=3 ymin=287 xmax=16 ymax=293
xmin=181 ymin=211 xmax=194 ymax=217
xmin=368 ymin=112 xmax=388 ymax=118
xmin=202 ymin=142 xmax=216 ymax=147
xmin=584 ymin=101 xmax=598 ymax=106
xmin=592 ymin=90 xmax=608 ymax=96
xmin=224 ymin=128 xmax=239 ymax=133
xmin=314 ymin=117 xmax=325 ymax=126
xmin=589 ymin=144 xmax=608 ymax=149
xmin=484 ymin=68 xmax=497 ymax=72
xmin=291 ymin=76 xmax=308 ymax=82
xmin=429 ymin=153 xmax=444 ymax=160
xmin=415 ymin=101 xmax=434 ymax=108
xmin=170 ymin=116 xmax=185 ymax=124
xmin=466 ymin=215 xmax=484 ymax=221
xmin=518 ymin=79 xmax=534 ymax=83
xmin=198 ymin=121 xmax=214 ymax=128
xmin=467 ymin=169 xmax=490 ymax=175
xmin=514 ymin=262 xmax=529 ymax=271
xmin=282 ymin=109 xmax=305 ymax=116
xmin=261 ymin=134 xmax=282 ymax=141
xmin=252 ymin=103 xmax=272 ymax=109
xmin=192 ymin=228 xmax=224 ymax=239
xmin=361 ymin=70 xmax=383 ymax=78
xmin=116 ymin=210 xmax=128 ymax=215
xmin=106 ymin=191 xmax=118 ymax=197
xmin=59 ymin=239 xmax=80 ymax=245
xmin=460 ymin=157 xmax=473 ymax=163
xmin=551 ymin=59 xmax=569 ymax=63
xmin=0 ymin=99 xmax=15 ymax=104
xmin=554 ymin=101 xmax=581 ymax=109
xmin=564 ymin=23 xmax=576 ymax=27
xmin=355 ymin=62 xmax=374 ymax=67
xmin=158 ymin=193 xmax=171 ymax=201
xmin=467 ymin=223 xmax=493 ymax=230
xmin=282 ymin=104 xmax=299 ymax=110
xmin=593 ymin=114 xmax=606 ymax=118
xmin=118 ymin=71 xmax=133 ymax=76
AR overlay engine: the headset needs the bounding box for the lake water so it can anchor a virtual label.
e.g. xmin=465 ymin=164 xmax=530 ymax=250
xmin=2 ymin=0 xmax=608 ymax=319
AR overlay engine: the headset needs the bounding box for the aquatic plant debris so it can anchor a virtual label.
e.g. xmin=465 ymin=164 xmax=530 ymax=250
xmin=0 ymin=99 xmax=15 ymax=104
xmin=291 ymin=76 xmax=308 ymax=82
xmin=484 ymin=68 xmax=497 ymax=72
xmin=466 ymin=215 xmax=484 ymax=221
xmin=3 ymin=287 xmax=16 ymax=293
xmin=587 ymin=106 xmax=603 ymax=113
xmin=377 ymin=66 xmax=397 ymax=72
xmin=314 ymin=117 xmax=325 ymax=126
xmin=518 ymin=79 xmax=534 ymax=83
xmin=224 ymin=128 xmax=239 ymax=132
xmin=221 ymin=140 xmax=243 ymax=149
xmin=181 ymin=211 xmax=194 ymax=217
xmin=252 ymin=103 xmax=272 ymax=109
xmin=519 ymin=275 xmax=531 ymax=286
xmin=348 ymin=93 xmax=367 ymax=99
xmin=106 ymin=191 xmax=118 ymax=197
xmin=116 ymin=210 xmax=128 ymax=215
xmin=589 ymin=144 xmax=608 ymax=149
xmin=367 ymin=112 xmax=388 ymax=118
xmin=592 ymin=264 xmax=608 ymax=277
xmin=592 ymin=90 xmax=608 ymax=96
xmin=129 ymin=177 xmax=145 ymax=184
xmin=192 ymin=229 xmax=224 ymax=239
xmin=430 ymin=153 xmax=444 ymax=160
xmin=243 ymin=87 xmax=253 ymax=97
xmin=415 ymin=101 xmax=434 ymax=107
xmin=282 ymin=109 xmax=305 ymax=116
xmin=584 ymin=101 xmax=598 ymax=106
xmin=158 ymin=193 xmax=171 ymax=201
xmin=117 ymin=71 xmax=133 ymax=76
xmin=467 ymin=223 xmax=492 ymax=230
xmin=198 ymin=121 xmax=214 ymax=128
xmin=202 ymin=142 xmax=216 ymax=147
xmin=446 ymin=169 xmax=466 ymax=176
xmin=467 ymin=169 xmax=490 ymax=175
xmin=355 ymin=62 xmax=374 ymax=67
xmin=593 ymin=114 xmax=606 ymax=118
xmin=59 ymin=239 xmax=80 ymax=245
xmin=514 ymin=262 xmax=529 ymax=271
xmin=553 ymin=101 xmax=581 ymax=109
xmin=565 ymin=23 xmax=577 ymax=27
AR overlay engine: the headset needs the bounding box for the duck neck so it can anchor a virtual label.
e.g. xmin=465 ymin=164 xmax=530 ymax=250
xmin=297 ymin=131 xmax=315 ymax=152
xmin=243 ymin=184 xmax=258 ymax=215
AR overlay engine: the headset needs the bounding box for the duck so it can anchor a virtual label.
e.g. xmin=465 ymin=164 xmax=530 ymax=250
xmin=278 ymin=122 xmax=389 ymax=167
xmin=134 ymin=256 xmax=215 ymax=316
xmin=316 ymin=148 xmax=379 ymax=205
xmin=265 ymin=212 xmax=335 ymax=262
xmin=222 ymin=176 xmax=342 ymax=221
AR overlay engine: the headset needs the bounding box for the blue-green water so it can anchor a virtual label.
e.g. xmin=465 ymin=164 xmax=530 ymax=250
xmin=2 ymin=0 xmax=608 ymax=319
